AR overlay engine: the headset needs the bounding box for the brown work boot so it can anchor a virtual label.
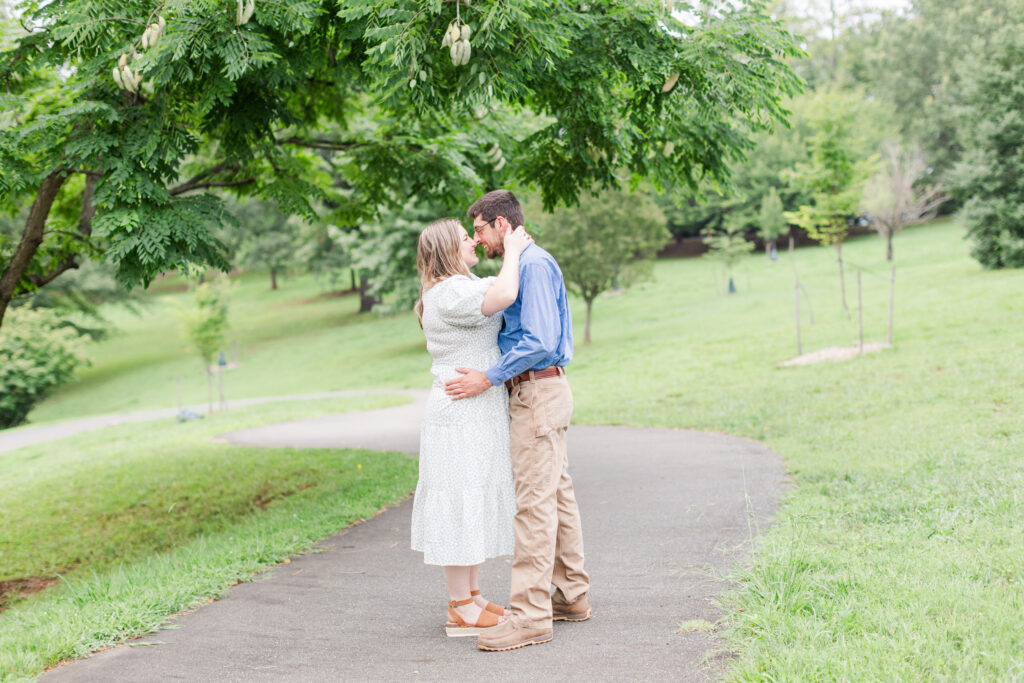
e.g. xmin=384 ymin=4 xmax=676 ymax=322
xmin=551 ymin=590 xmax=592 ymax=622
xmin=477 ymin=620 xmax=553 ymax=652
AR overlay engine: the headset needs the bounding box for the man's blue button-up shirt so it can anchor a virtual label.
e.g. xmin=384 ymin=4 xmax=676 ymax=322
xmin=485 ymin=243 xmax=574 ymax=387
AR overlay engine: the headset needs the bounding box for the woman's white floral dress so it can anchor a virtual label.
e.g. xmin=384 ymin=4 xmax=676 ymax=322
xmin=411 ymin=275 xmax=516 ymax=566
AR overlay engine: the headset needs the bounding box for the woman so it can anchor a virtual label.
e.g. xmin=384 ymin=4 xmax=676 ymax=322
xmin=411 ymin=218 xmax=531 ymax=636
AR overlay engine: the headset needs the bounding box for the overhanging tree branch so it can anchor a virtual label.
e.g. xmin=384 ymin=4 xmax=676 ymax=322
xmin=0 ymin=171 xmax=68 ymax=326
xmin=169 ymin=162 xmax=255 ymax=196
xmin=170 ymin=177 xmax=256 ymax=195
xmin=25 ymin=172 xmax=102 ymax=289
xmin=276 ymin=136 xmax=360 ymax=151
xmin=276 ymin=135 xmax=424 ymax=154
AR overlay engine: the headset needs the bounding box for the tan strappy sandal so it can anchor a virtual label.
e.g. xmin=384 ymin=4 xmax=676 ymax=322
xmin=446 ymin=597 xmax=502 ymax=637
xmin=471 ymin=589 xmax=510 ymax=617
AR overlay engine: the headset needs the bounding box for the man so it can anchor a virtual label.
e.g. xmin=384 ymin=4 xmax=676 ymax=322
xmin=445 ymin=189 xmax=591 ymax=652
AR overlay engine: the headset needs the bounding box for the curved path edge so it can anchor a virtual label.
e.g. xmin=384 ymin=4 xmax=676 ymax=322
xmin=0 ymin=389 xmax=425 ymax=455
xmin=35 ymin=391 xmax=786 ymax=682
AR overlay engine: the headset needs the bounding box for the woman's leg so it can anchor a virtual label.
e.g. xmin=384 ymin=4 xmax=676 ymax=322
xmin=469 ymin=564 xmax=511 ymax=616
xmin=444 ymin=565 xmax=473 ymax=602
xmin=444 ymin=565 xmax=493 ymax=624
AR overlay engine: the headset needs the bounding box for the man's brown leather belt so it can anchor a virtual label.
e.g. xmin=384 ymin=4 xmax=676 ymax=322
xmin=504 ymin=366 xmax=565 ymax=390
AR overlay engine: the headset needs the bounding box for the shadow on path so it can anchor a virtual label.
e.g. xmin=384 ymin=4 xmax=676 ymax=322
xmin=41 ymin=392 xmax=786 ymax=682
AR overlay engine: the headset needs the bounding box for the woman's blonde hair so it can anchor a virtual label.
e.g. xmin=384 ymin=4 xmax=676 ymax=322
xmin=415 ymin=218 xmax=473 ymax=325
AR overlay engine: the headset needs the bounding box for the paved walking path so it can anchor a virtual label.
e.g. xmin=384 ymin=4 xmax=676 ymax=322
xmin=0 ymin=390 xmax=424 ymax=455
xmin=29 ymin=391 xmax=786 ymax=682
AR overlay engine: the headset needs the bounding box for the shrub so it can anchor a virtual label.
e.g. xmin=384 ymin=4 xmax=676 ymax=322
xmin=0 ymin=308 xmax=86 ymax=428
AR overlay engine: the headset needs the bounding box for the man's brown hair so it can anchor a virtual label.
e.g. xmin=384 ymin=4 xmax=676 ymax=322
xmin=467 ymin=190 xmax=524 ymax=229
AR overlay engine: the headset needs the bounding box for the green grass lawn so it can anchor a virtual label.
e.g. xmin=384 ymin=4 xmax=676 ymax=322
xmin=0 ymin=395 xmax=416 ymax=681
xmin=8 ymin=217 xmax=1024 ymax=679
xmin=28 ymin=271 xmax=430 ymax=424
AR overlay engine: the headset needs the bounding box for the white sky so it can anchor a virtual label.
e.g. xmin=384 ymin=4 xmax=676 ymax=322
xmin=784 ymin=0 xmax=913 ymax=20
xmin=676 ymin=1 xmax=914 ymax=30
xmin=790 ymin=0 xmax=911 ymax=10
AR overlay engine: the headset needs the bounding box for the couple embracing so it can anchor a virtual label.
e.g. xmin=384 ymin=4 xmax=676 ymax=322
xmin=411 ymin=190 xmax=591 ymax=652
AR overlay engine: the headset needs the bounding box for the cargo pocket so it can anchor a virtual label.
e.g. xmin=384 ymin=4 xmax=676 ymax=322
xmin=533 ymin=379 xmax=573 ymax=438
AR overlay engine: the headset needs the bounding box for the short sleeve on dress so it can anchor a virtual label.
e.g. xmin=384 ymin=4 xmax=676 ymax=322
xmin=435 ymin=275 xmax=496 ymax=327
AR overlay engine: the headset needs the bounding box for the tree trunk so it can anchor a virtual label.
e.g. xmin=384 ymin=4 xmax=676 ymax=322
xmin=584 ymin=298 xmax=593 ymax=345
xmin=26 ymin=172 xmax=99 ymax=290
xmin=837 ymin=241 xmax=850 ymax=318
xmin=206 ymin=366 xmax=214 ymax=414
xmin=350 ymin=267 xmax=357 ymax=291
xmin=0 ymin=172 xmax=68 ymax=329
xmin=358 ymin=273 xmax=379 ymax=313
xmin=886 ymin=231 xmax=894 ymax=262
xmin=270 ymin=267 xmax=278 ymax=290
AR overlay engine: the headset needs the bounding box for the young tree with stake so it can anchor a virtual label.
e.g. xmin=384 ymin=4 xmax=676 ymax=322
xmin=861 ymin=142 xmax=945 ymax=262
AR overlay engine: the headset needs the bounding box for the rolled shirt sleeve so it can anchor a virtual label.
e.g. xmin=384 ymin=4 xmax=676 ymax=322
xmin=485 ymin=263 xmax=562 ymax=386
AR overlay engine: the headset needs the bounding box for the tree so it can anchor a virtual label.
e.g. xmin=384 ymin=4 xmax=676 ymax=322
xmin=702 ymin=218 xmax=755 ymax=293
xmin=298 ymin=222 xmax=354 ymax=293
xmin=786 ymin=91 xmax=875 ymax=316
xmin=757 ymin=186 xmax=788 ymax=258
xmin=861 ymin=141 xmax=945 ymax=262
xmin=0 ymin=1 xmax=801 ymax=332
xmin=952 ymin=27 xmax=1024 ymax=269
xmin=659 ymin=106 xmax=813 ymax=241
xmin=536 ymin=189 xmax=669 ymax=344
xmin=862 ymin=0 xmax=1022 ymax=185
xmin=177 ymin=282 xmax=229 ymax=414
xmin=231 ymin=200 xmax=301 ymax=290
xmin=339 ymin=201 xmax=444 ymax=314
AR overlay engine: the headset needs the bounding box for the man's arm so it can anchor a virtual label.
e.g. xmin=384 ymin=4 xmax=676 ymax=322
xmin=445 ymin=367 xmax=493 ymax=400
xmin=445 ymin=263 xmax=561 ymax=400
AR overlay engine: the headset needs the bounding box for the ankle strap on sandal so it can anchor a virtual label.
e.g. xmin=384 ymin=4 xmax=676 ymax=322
xmin=449 ymin=597 xmax=474 ymax=608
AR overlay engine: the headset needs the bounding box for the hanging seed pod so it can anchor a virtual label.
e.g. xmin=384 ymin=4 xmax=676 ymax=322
xmin=241 ymin=0 xmax=255 ymax=24
xmin=120 ymin=66 xmax=138 ymax=93
xmin=460 ymin=24 xmax=471 ymax=41
xmin=460 ymin=40 xmax=471 ymax=65
xmin=662 ymin=73 xmax=679 ymax=93
xmin=493 ymin=157 xmax=506 ymax=172
xmin=112 ymin=66 xmax=125 ymax=89
xmin=236 ymin=0 xmax=244 ymax=25
xmin=119 ymin=53 xmax=129 ymax=68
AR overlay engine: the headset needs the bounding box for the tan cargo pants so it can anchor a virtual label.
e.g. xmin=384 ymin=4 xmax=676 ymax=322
xmin=507 ymin=372 xmax=590 ymax=629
